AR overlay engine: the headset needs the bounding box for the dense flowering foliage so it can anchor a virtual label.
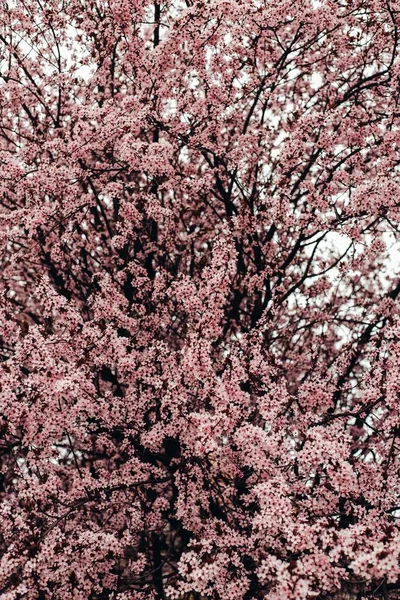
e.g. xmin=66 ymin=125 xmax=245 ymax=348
xmin=0 ymin=0 xmax=400 ymax=598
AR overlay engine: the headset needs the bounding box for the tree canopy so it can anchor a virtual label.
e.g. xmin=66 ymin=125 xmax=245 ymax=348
xmin=0 ymin=0 xmax=400 ymax=598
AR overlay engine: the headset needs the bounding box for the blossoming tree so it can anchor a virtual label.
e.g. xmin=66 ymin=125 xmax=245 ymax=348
xmin=0 ymin=0 xmax=400 ymax=598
